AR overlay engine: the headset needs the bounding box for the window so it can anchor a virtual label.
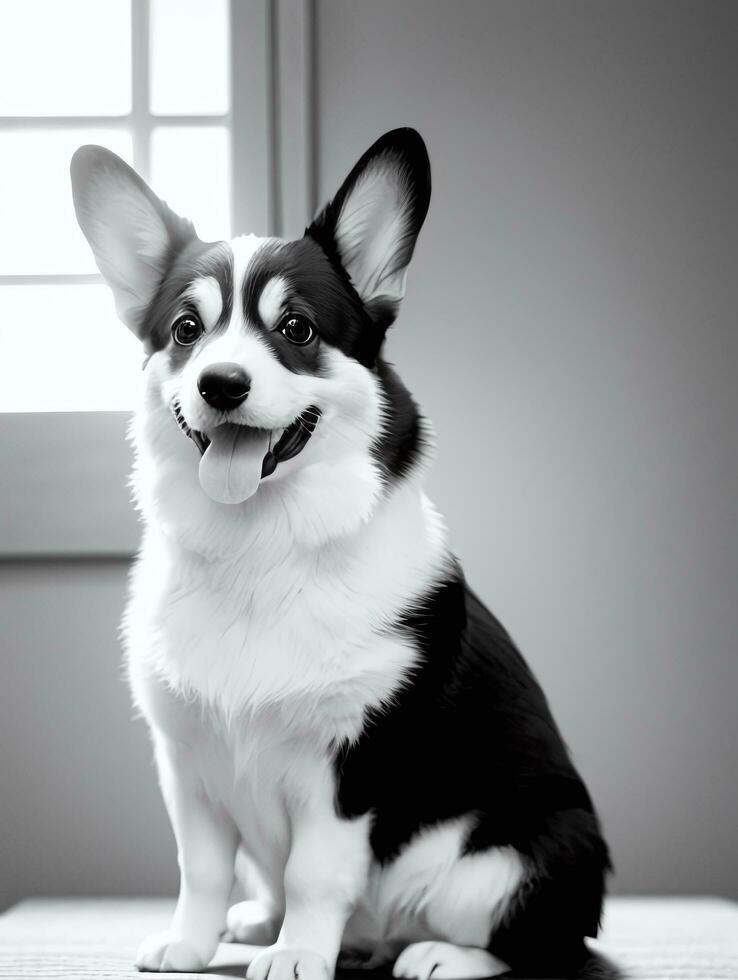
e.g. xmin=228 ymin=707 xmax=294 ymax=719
xmin=1 ymin=0 xmax=305 ymax=555
xmin=0 ymin=0 xmax=232 ymax=412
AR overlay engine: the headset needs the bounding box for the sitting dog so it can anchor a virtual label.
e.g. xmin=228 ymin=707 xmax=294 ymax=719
xmin=71 ymin=128 xmax=613 ymax=979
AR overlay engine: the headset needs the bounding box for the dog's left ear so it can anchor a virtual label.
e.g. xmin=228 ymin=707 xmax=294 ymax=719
xmin=307 ymin=128 xmax=430 ymax=325
xmin=70 ymin=144 xmax=197 ymax=342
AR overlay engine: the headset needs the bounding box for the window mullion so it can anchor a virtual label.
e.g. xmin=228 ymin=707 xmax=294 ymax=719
xmin=230 ymin=0 xmax=272 ymax=236
xmin=131 ymin=0 xmax=152 ymax=181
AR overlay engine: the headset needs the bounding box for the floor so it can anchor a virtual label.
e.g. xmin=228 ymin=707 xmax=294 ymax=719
xmin=0 ymin=897 xmax=737 ymax=979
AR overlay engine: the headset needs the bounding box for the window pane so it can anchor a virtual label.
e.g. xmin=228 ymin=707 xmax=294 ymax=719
xmin=0 ymin=129 xmax=133 ymax=275
xmin=0 ymin=285 xmax=140 ymax=412
xmin=151 ymin=126 xmax=230 ymax=241
xmin=150 ymin=0 xmax=229 ymax=115
xmin=0 ymin=0 xmax=131 ymax=116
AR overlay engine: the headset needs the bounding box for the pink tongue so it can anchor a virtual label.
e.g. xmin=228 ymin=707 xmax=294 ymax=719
xmin=198 ymin=424 xmax=271 ymax=504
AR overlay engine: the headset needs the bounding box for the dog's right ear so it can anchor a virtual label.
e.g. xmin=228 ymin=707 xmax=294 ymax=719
xmin=307 ymin=128 xmax=430 ymax=325
xmin=70 ymin=145 xmax=197 ymax=340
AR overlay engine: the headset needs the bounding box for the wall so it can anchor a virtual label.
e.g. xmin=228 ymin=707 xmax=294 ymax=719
xmin=313 ymin=0 xmax=737 ymax=895
xmin=0 ymin=559 xmax=177 ymax=912
xmin=1 ymin=0 xmax=736 ymax=911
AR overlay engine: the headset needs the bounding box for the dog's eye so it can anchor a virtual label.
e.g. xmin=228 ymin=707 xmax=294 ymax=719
xmin=172 ymin=315 xmax=203 ymax=347
xmin=280 ymin=314 xmax=315 ymax=346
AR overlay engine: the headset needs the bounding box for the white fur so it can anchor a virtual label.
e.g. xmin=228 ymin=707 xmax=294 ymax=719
xmin=258 ymin=275 xmax=289 ymax=329
xmin=232 ymin=233 xmax=267 ymax=284
xmin=80 ymin=174 xmax=174 ymax=331
xmin=334 ymin=155 xmax=413 ymax=305
xmin=225 ymin=898 xmax=279 ymax=944
xmin=184 ymin=275 xmax=223 ymax=328
xmin=394 ymin=942 xmax=509 ymax=979
xmin=120 ymin=232 xmax=525 ymax=975
xmin=343 ymin=818 xmax=524 ymax=961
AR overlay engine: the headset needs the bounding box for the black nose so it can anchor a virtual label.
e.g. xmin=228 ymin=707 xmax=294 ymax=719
xmin=197 ymin=363 xmax=251 ymax=410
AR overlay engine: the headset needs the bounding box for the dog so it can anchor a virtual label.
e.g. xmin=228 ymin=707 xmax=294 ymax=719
xmin=71 ymin=128 xmax=614 ymax=980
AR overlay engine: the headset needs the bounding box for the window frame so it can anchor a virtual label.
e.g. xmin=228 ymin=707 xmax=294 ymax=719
xmin=2 ymin=0 xmax=314 ymax=558
xmin=0 ymin=0 xmax=272 ymax=290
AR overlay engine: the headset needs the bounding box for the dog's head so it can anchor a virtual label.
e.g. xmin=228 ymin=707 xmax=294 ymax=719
xmin=71 ymin=129 xmax=430 ymax=535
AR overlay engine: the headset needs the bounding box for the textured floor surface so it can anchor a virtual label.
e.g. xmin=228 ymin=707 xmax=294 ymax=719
xmin=0 ymin=897 xmax=737 ymax=979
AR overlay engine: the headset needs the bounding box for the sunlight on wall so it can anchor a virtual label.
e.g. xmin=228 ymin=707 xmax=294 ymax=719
xmin=0 ymin=286 xmax=142 ymax=412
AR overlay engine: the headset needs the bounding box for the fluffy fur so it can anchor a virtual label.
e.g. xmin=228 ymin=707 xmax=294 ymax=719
xmin=71 ymin=128 xmax=615 ymax=980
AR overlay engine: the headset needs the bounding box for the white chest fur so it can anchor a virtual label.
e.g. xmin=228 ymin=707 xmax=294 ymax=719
xmin=124 ymin=473 xmax=450 ymax=931
xmin=125 ymin=475 xmax=449 ymax=728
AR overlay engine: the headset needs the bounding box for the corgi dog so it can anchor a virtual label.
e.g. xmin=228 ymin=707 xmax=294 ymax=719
xmin=71 ymin=128 xmax=614 ymax=980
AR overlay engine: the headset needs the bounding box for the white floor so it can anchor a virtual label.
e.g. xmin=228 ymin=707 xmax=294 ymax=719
xmin=0 ymin=897 xmax=737 ymax=979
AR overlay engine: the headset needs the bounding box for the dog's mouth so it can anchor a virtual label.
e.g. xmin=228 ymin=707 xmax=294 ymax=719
xmin=171 ymin=401 xmax=321 ymax=504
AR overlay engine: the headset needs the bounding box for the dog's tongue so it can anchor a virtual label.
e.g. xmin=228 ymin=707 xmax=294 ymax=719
xmin=198 ymin=424 xmax=270 ymax=504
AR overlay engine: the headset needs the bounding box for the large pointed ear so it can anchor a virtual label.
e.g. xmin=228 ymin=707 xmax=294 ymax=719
xmin=70 ymin=145 xmax=197 ymax=340
xmin=307 ymin=128 xmax=430 ymax=323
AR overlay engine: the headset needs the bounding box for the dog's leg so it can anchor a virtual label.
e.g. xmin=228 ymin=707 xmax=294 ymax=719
xmin=224 ymin=850 xmax=281 ymax=944
xmin=135 ymin=739 xmax=239 ymax=973
xmin=246 ymin=801 xmax=371 ymax=980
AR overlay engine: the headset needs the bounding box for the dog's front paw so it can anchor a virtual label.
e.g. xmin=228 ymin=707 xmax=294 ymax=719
xmin=246 ymin=946 xmax=331 ymax=980
xmin=135 ymin=930 xmax=211 ymax=972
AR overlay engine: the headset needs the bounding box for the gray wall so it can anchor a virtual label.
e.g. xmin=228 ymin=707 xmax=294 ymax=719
xmin=315 ymin=0 xmax=738 ymax=896
xmin=1 ymin=560 xmax=177 ymax=911
xmin=2 ymin=0 xmax=736 ymax=911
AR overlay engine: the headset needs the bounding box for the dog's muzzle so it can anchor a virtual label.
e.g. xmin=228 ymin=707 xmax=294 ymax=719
xmin=170 ymin=401 xmax=321 ymax=483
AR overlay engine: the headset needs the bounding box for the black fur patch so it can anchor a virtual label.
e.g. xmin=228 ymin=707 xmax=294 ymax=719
xmin=143 ymin=241 xmax=234 ymax=360
xmin=306 ymin=127 xmax=431 ymax=364
xmin=135 ymin=131 xmax=431 ymax=486
xmin=371 ymin=357 xmax=424 ymax=482
xmin=242 ymin=237 xmax=377 ymax=369
xmin=333 ymin=571 xmax=611 ymax=976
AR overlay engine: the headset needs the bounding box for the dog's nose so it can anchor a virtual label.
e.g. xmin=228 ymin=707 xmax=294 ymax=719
xmin=197 ymin=363 xmax=251 ymax=410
